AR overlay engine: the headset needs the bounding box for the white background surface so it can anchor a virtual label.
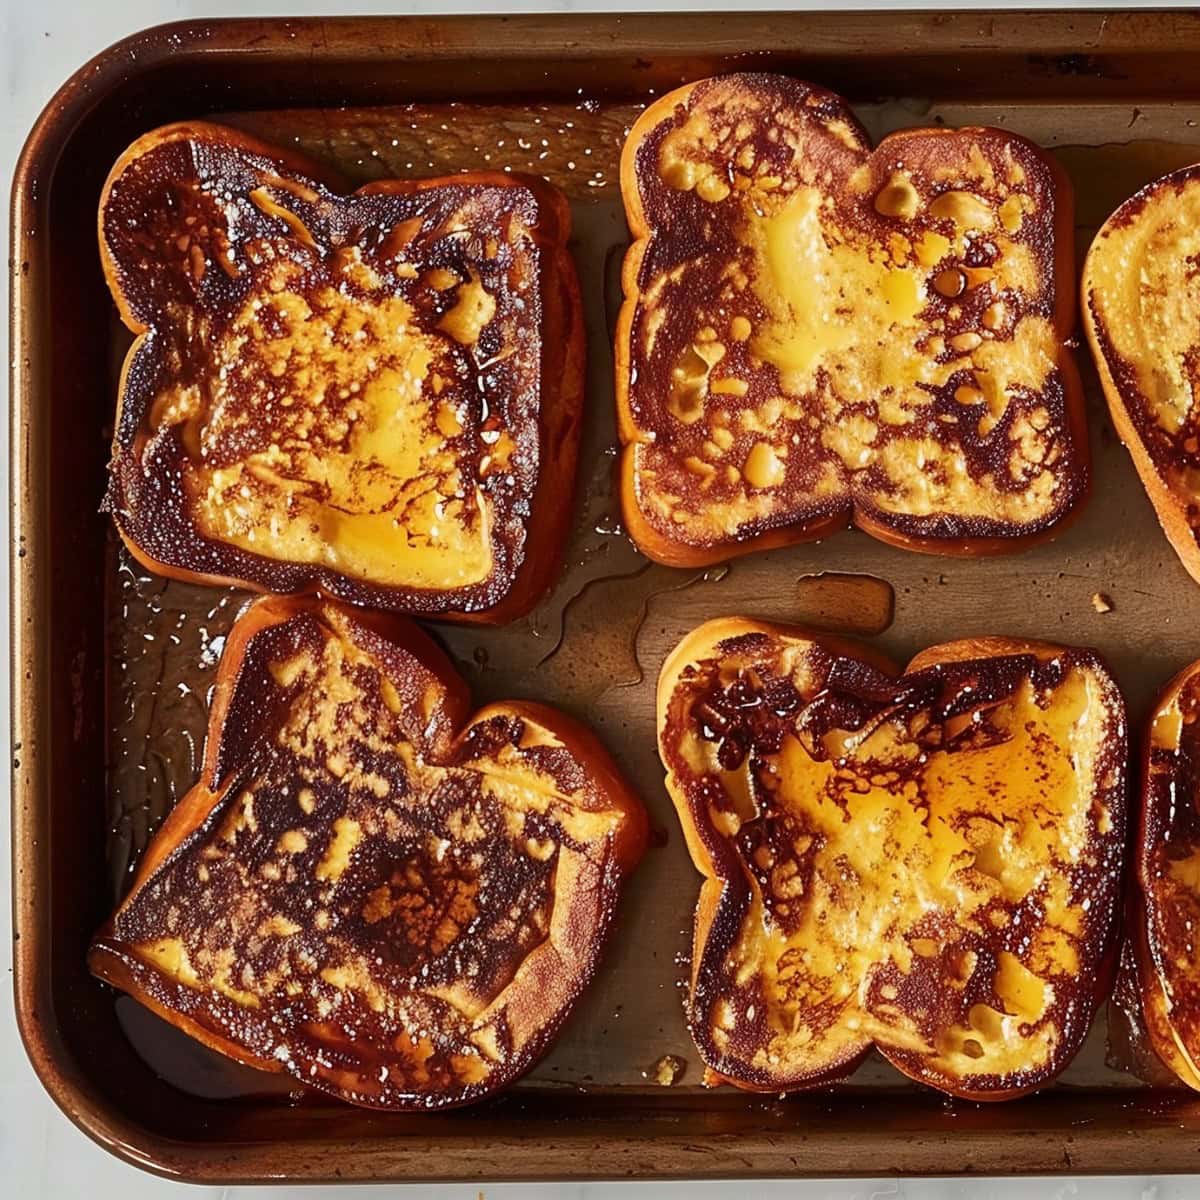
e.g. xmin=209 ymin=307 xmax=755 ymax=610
xmin=4 ymin=1 xmax=1200 ymax=1196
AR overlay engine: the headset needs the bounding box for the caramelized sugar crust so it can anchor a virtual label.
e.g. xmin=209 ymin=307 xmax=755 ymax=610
xmin=89 ymin=596 xmax=646 ymax=1110
xmin=101 ymin=122 xmax=584 ymax=621
xmin=618 ymin=74 xmax=1086 ymax=566
xmin=1084 ymin=167 xmax=1200 ymax=587
xmin=1136 ymin=660 xmax=1200 ymax=1090
xmin=657 ymin=618 xmax=1126 ymax=1099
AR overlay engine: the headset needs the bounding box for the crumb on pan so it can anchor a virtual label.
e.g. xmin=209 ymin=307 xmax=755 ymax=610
xmin=644 ymin=1053 xmax=687 ymax=1086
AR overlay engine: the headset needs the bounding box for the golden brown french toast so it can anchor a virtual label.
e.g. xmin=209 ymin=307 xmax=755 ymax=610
xmin=618 ymin=74 xmax=1086 ymax=567
xmin=89 ymin=595 xmax=646 ymax=1110
xmin=658 ymin=618 xmax=1126 ymax=1099
xmin=1083 ymin=167 xmax=1200 ymax=586
xmin=1133 ymin=658 xmax=1200 ymax=1090
xmin=101 ymin=122 xmax=584 ymax=622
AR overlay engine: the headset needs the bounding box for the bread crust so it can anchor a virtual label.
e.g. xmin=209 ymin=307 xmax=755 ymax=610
xmin=101 ymin=122 xmax=585 ymax=622
xmin=90 ymin=595 xmax=646 ymax=1110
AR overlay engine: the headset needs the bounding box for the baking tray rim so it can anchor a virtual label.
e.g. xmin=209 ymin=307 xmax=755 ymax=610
xmin=13 ymin=8 xmax=1200 ymax=1183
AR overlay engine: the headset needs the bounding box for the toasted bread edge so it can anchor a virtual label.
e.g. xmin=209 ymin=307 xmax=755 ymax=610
xmin=89 ymin=594 xmax=647 ymax=1109
xmin=893 ymin=634 xmax=1125 ymax=1101
xmin=657 ymin=616 xmax=898 ymax=1091
xmin=614 ymin=78 xmax=857 ymax=568
xmin=616 ymin=81 xmax=1088 ymax=563
xmin=1135 ymin=659 xmax=1200 ymax=1091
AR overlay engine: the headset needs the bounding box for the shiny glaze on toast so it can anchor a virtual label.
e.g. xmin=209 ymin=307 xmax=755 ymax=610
xmin=1084 ymin=165 xmax=1200 ymax=587
xmin=618 ymin=74 xmax=1086 ymax=566
xmin=1134 ymin=658 xmax=1200 ymax=1090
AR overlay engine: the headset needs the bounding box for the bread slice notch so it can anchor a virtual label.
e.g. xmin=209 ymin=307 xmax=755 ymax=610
xmin=89 ymin=595 xmax=646 ymax=1111
xmin=658 ymin=618 xmax=1126 ymax=1099
xmin=1083 ymin=166 xmax=1200 ymax=586
xmin=618 ymin=74 xmax=1086 ymax=567
xmin=1134 ymin=658 xmax=1200 ymax=1090
xmin=101 ymin=121 xmax=584 ymax=622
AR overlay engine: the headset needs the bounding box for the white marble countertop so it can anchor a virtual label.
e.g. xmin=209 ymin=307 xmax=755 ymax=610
xmin=4 ymin=2 xmax=1198 ymax=1195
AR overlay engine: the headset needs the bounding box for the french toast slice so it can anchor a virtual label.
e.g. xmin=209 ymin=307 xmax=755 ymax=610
xmin=1083 ymin=167 xmax=1200 ymax=586
xmin=618 ymin=74 xmax=1086 ymax=566
xmin=1133 ymin=658 xmax=1200 ymax=1090
xmin=657 ymin=618 xmax=1126 ymax=1099
xmin=101 ymin=122 xmax=584 ymax=622
xmin=89 ymin=595 xmax=646 ymax=1110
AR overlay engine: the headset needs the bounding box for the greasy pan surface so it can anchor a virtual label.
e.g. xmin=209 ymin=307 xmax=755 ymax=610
xmin=17 ymin=9 xmax=1200 ymax=1184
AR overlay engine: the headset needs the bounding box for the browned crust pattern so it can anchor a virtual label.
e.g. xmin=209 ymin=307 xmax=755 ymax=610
xmin=1082 ymin=165 xmax=1200 ymax=588
xmin=1134 ymin=657 xmax=1200 ymax=1091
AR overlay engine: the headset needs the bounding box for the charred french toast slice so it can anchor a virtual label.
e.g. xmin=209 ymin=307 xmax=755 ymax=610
xmin=658 ymin=618 xmax=1126 ymax=1099
xmin=618 ymin=74 xmax=1086 ymax=566
xmin=1134 ymin=659 xmax=1200 ymax=1090
xmin=1084 ymin=167 xmax=1200 ymax=587
xmin=101 ymin=122 xmax=583 ymax=622
xmin=89 ymin=596 xmax=646 ymax=1110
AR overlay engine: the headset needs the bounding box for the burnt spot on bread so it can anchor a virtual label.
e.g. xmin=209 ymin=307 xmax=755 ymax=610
xmin=619 ymin=74 xmax=1085 ymax=560
xmin=102 ymin=125 xmax=580 ymax=618
xmin=659 ymin=620 xmax=1127 ymax=1098
xmin=90 ymin=598 xmax=645 ymax=1110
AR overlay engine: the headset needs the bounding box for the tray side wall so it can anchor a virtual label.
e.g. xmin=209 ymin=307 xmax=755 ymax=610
xmin=13 ymin=9 xmax=1200 ymax=1183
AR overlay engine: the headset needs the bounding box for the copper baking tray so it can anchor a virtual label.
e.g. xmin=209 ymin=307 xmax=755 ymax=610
xmin=15 ymin=10 xmax=1200 ymax=1184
